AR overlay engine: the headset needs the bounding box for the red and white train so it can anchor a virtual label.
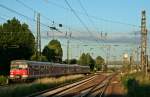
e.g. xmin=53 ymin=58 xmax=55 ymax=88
xmin=9 ymin=60 xmax=90 ymax=80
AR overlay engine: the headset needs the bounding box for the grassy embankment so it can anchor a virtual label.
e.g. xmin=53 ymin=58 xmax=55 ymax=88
xmin=122 ymin=72 xmax=150 ymax=97
xmin=0 ymin=74 xmax=84 ymax=97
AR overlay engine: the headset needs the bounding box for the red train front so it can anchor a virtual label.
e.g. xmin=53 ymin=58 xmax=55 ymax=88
xmin=9 ymin=60 xmax=28 ymax=80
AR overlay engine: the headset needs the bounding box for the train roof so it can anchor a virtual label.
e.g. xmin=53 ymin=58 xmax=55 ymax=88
xmin=11 ymin=60 xmax=89 ymax=68
xmin=11 ymin=60 xmax=52 ymax=64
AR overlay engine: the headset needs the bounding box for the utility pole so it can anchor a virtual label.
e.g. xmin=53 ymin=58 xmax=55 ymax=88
xmin=36 ymin=13 xmax=41 ymax=61
xmin=52 ymin=21 xmax=55 ymax=39
xmin=106 ymin=45 xmax=111 ymax=67
xmin=66 ymin=32 xmax=72 ymax=65
xmin=130 ymin=55 xmax=134 ymax=72
xmin=140 ymin=10 xmax=148 ymax=75
xmin=67 ymin=35 xmax=69 ymax=65
xmin=136 ymin=47 xmax=140 ymax=70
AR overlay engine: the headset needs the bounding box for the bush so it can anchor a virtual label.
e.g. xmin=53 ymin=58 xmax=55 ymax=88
xmin=122 ymin=73 xmax=150 ymax=97
xmin=0 ymin=76 xmax=8 ymax=85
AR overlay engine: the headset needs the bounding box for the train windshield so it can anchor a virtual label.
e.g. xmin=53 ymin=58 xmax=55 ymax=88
xmin=11 ymin=62 xmax=27 ymax=70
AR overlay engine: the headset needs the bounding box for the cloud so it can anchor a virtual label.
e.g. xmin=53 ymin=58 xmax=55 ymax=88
xmin=41 ymin=30 xmax=150 ymax=45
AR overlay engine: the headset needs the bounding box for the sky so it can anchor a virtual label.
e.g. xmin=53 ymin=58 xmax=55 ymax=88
xmin=0 ymin=0 xmax=150 ymax=61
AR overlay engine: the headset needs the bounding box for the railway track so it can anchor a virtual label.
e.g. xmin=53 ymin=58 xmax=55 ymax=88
xmin=78 ymin=74 xmax=115 ymax=97
xmin=29 ymin=73 xmax=115 ymax=97
xmin=26 ymin=73 xmax=101 ymax=97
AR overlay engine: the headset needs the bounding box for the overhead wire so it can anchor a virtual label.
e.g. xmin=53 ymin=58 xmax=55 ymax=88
xmin=77 ymin=0 xmax=108 ymax=55
xmin=16 ymin=0 xmax=54 ymax=23
xmin=17 ymin=0 xmax=134 ymax=45
xmin=0 ymin=16 xmax=7 ymax=21
xmin=0 ymin=3 xmax=63 ymax=34
xmin=15 ymin=0 xmax=89 ymax=43
xmin=78 ymin=0 xmax=103 ymax=41
xmin=45 ymin=0 xmax=141 ymax=49
xmin=0 ymin=13 xmax=47 ymax=36
xmin=0 ymin=4 xmax=86 ymax=44
xmin=64 ymin=0 xmax=98 ymax=42
xmin=18 ymin=0 xmax=86 ymax=45
xmin=1 ymin=1 xmax=140 ymax=45
xmin=45 ymin=0 xmax=140 ymax=28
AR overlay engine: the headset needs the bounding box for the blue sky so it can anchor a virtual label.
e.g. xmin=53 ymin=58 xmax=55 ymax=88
xmin=0 ymin=0 xmax=150 ymax=61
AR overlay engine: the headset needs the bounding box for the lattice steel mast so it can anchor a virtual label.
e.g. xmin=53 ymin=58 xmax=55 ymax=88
xmin=140 ymin=10 xmax=148 ymax=72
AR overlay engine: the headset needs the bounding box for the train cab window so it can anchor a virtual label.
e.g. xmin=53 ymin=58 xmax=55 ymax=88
xmin=11 ymin=63 xmax=27 ymax=70
xmin=10 ymin=65 xmax=19 ymax=70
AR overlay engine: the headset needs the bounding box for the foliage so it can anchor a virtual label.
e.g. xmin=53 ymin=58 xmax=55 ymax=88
xmin=95 ymin=56 xmax=104 ymax=70
xmin=78 ymin=53 xmax=87 ymax=65
xmin=122 ymin=72 xmax=150 ymax=97
xmin=86 ymin=53 xmax=95 ymax=70
xmin=69 ymin=59 xmax=77 ymax=64
xmin=42 ymin=39 xmax=63 ymax=63
xmin=0 ymin=76 xmax=8 ymax=85
xmin=78 ymin=53 xmax=95 ymax=71
xmin=63 ymin=59 xmax=77 ymax=64
xmin=30 ymin=53 xmax=48 ymax=62
xmin=0 ymin=17 xmax=35 ymax=74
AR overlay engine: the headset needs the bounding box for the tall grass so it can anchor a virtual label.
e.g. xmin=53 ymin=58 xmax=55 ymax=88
xmin=0 ymin=74 xmax=84 ymax=97
xmin=35 ymin=74 xmax=84 ymax=84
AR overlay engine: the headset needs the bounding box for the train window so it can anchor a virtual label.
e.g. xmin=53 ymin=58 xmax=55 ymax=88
xmin=41 ymin=66 xmax=44 ymax=69
xmin=34 ymin=66 xmax=39 ymax=70
xmin=19 ymin=65 xmax=27 ymax=69
xmin=11 ymin=64 xmax=27 ymax=70
xmin=10 ymin=65 xmax=19 ymax=70
xmin=46 ymin=66 xmax=49 ymax=69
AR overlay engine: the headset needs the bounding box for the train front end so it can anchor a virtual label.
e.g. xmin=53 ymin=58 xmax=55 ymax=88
xmin=9 ymin=60 xmax=28 ymax=80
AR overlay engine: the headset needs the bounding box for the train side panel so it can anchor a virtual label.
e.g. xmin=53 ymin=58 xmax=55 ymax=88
xmin=10 ymin=60 xmax=90 ymax=81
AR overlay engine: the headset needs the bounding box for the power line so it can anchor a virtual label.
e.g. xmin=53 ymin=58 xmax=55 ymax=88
xmin=15 ymin=0 xmax=110 ymax=43
xmin=0 ymin=16 xmax=7 ymax=21
xmin=0 ymin=4 xmax=34 ymax=22
xmin=78 ymin=0 xmax=102 ymax=40
xmin=64 ymin=0 xmax=97 ymax=41
xmin=45 ymin=0 xmax=140 ymax=28
xmin=78 ymin=0 xmax=108 ymax=46
xmin=0 ymin=13 xmax=97 ymax=44
xmin=16 ymin=0 xmax=54 ymax=23
xmin=16 ymin=0 xmax=35 ymax=12
xmin=78 ymin=0 xmax=98 ymax=30
xmin=0 ymin=3 xmax=63 ymax=34
xmin=15 ymin=0 xmax=86 ymax=36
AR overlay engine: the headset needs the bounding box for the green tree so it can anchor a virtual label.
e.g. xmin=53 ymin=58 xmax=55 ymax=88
xmin=95 ymin=56 xmax=105 ymax=70
xmin=78 ymin=53 xmax=87 ymax=65
xmin=30 ymin=53 xmax=48 ymax=62
xmin=0 ymin=17 xmax=35 ymax=75
xmin=86 ymin=53 xmax=95 ymax=71
xmin=42 ymin=39 xmax=63 ymax=63
xmin=63 ymin=58 xmax=77 ymax=64
xmin=78 ymin=53 xmax=95 ymax=71
xmin=69 ymin=59 xmax=77 ymax=64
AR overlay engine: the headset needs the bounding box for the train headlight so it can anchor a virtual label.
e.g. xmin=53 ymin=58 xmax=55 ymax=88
xmin=10 ymin=72 xmax=13 ymax=75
